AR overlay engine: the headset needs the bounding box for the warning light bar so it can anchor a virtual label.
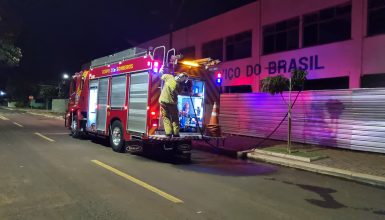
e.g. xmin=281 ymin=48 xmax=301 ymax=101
xmin=153 ymin=61 xmax=159 ymax=73
xmin=180 ymin=60 xmax=200 ymax=67
xmin=216 ymin=71 xmax=222 ymax=85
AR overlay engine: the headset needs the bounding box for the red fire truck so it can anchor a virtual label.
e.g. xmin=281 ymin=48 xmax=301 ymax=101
xmin=65 ymin=46 xmax=220 ymax=160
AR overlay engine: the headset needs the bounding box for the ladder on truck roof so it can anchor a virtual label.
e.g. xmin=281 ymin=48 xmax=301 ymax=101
xmin=90 ymin=47 xmax=148 ymax=68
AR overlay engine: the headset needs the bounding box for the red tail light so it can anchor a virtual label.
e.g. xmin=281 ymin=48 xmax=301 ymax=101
xmin=151 ymin=119 xmax=159 ymax=127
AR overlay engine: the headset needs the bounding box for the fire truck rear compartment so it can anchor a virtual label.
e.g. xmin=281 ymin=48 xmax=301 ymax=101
xmin=153 ymin=79 xmax=205 ymax=139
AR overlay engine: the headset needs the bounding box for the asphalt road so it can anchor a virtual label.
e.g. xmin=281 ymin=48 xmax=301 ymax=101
xmin=0 ymin=107 xmax=384 ymax=220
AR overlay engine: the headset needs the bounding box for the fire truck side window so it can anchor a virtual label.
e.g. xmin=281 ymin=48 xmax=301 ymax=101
xmin=79 ymin=78 xmax=83 ymax=91
xmin=110 ymin=75 xmax=127 ymax=108
xmin=70 ymin=79 xmax=77 ymax=95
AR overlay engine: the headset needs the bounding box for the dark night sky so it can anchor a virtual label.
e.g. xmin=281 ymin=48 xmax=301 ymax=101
xmin=2 ymin=0 xmax=255 ymax=85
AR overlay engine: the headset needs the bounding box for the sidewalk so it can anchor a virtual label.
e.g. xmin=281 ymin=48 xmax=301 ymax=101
xmin=2 ymin=107 xmax=64 ymax=120
xmin=193 ymin=135 xmax=385 ymax=187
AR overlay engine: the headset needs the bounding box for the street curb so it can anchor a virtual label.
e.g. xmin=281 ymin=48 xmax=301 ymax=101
xmin=253 ymin=149 xmax=328 ymax=162
xmin=27 ymin=112 xmax=64 ymax=120
xmin=1 ymin=107 xmax=64 ymax=120
xmin=247 ymin=152 xmax=385 ymax=187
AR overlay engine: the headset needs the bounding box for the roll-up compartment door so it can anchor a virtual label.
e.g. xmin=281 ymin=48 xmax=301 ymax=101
xmin=110 ymin=75 xmax=127 ymax=108
xmin=127 ymin=72 xmax=149 ymax=134
xmin=88 ymin=79 xmax=98 ymax=128
xmin=96 ymin=78 xmax=109 ymax=131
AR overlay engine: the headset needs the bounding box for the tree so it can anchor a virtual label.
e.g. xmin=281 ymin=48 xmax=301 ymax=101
xmin=261 ymin=69 xmax=308 ymax=153
xmin=6 ymin=77 xmax=38 ymax=106
xmin=39 ymin=85 xmax=58 ymax=109
xmin=0 ymin=38 xmax=22 ymax=67
xmin=0 ymin=0 xmax=23 ymax=68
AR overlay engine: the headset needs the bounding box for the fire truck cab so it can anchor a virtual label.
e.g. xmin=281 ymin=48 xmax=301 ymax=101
xmin=65 ymin=46 xmax=219 ymax=160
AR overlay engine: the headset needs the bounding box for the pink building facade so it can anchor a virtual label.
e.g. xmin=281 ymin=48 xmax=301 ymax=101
xmin=139 ymin=0 xmax=385 ymax=93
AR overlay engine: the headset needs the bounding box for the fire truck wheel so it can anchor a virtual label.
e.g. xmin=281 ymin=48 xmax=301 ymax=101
xmin=71 ymin=115 xmax=80 ymax=138
xmin=110 ymin=120 xmax=125 ymax=152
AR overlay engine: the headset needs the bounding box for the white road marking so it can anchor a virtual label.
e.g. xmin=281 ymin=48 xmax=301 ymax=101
xmin=42 ymin=132 xmax=69 ymax=135
xmin=0 ymin=115 xmax=10 ymax=120
xmin=13 ymin=122 xmax=23 ymax=127
xmin=91 ymin=160 xmax=184 ymax=203
xmin=34 ymin=132 xmax=55 ymax=142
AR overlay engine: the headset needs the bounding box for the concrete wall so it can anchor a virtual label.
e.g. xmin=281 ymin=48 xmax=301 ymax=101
xmin=7 ymin=102 xmax=16 ymax=108
xmin=137 ymin=0 xmax=385 ymax=92
xmin=52 ymin=99 xmax=68 ymax=113
xmin=30 ymin=100 xmax=45 ymax=109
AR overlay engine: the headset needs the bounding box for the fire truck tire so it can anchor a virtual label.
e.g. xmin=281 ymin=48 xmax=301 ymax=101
xmin=71 ymin=115 xmax=81 ymax=138
xmin=110 ymin=121 xmax=125 ymax=152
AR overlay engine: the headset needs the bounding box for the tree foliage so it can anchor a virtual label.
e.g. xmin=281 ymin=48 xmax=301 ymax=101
xmin=6 ymin=77 xmax=38 ymax=103
xmin=261 ymin=69 xmax=308 ymax=95
xmin=261 ymin=75 xmax=289 ymax=95
xmin=0 ymin=38 xmax=22 ymax=67
xmin=39 ymin=86 xmax=58 ymax=100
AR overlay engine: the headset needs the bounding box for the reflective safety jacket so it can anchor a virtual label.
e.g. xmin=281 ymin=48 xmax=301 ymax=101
xmin=159 ymin=74 xmax=180 ymax=105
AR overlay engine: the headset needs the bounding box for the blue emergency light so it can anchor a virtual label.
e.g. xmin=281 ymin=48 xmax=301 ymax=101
xmin=216 ymin=72 xmax=222 ymax=85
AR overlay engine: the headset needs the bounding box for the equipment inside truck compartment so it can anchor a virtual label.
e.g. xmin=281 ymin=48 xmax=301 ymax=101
xmin=177 ymin=79 xmax=204 ymax=133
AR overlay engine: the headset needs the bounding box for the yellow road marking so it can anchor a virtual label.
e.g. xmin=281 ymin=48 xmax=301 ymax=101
xmin=91 ymin=160 xmax=183 ymax=204
xmin=13 ymin=122 xmax=23 ymax=127
xmin=0 ymin=115 xmax=10 ymax=120
xmin=34 ymin=132 xmax=55 ymax=142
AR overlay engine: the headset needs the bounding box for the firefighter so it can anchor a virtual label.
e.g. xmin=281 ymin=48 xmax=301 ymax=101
xmin=159 ymin=71 xmax=189 ymax=138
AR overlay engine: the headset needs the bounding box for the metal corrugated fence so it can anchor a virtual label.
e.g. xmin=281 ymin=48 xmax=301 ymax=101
xmin=220 ymin=88 xmax=385 ymax=153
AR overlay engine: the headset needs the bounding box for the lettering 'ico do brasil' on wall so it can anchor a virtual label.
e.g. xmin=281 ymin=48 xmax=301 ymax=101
xmin=222 ymin=55 xmax=324 ymax=80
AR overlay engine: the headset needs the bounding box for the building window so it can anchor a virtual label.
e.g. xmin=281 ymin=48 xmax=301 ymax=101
xmin=178 ymin=46 xmax=195 ymax=60
xmin=263 ymin=17 xmax=299 ymax=55
xmin=361 ymin=73 xmax=385 ymax=88
xmin=224 ymin=85 xmax=252 ymax=93
xmin=303 ymin=3 xmax=351 ymax=47
xmin=304 ymin=76 xmax=349 ymax=90
xmin=368 ymin=0 xmax=385 ymax=36
xmin=225 ymin=30 xmax=252 ymax=61
xmin=202 ymin=38 xmax=223 ymax=61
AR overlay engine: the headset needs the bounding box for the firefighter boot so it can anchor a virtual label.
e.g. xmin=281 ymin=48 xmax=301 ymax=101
xmin=161 ymin=104 xmax=173 ymax=136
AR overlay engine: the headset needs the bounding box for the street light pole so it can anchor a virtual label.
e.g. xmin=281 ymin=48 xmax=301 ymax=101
xmin=168 ymin=0 xmax=185 ymax=49
xmin=59 ymin=73 xmax=70 ymax=98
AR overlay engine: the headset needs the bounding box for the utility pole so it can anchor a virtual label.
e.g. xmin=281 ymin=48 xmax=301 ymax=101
xmin=168 ymin=0 xmax=185 ymax=49
xmin=288 ymin=76 xmax=292 ymax=154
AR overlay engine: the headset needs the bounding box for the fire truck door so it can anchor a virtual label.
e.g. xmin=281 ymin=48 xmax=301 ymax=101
xmin=127 ymin=71 xmax=149 ymax=134
xmin=96 ymin=78 xmax=109 ymax=131
xmin=88 ymin=80 xmax=98 ymax=128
